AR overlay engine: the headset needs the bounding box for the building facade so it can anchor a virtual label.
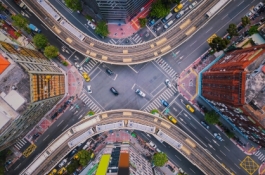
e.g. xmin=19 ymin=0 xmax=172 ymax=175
xmin=202 ymin=44 xmax=265 ymax=146
xmin=0 ymin=41 xmax=65 ymax=151
xmin=83 ymin=0 xmax=149 ymax=24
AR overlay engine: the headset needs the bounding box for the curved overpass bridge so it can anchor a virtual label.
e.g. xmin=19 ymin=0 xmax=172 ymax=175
xmin=23 ymin=0 xmax=229 ymax=65
xmin=20 ymin=110 xmax=231 ymax=175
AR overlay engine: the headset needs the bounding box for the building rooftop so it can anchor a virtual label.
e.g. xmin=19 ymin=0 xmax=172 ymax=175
xmin=0 ymin=54 xmax=10 ymax=74
xmin=96 ymin=154 xmax=111 ymax=175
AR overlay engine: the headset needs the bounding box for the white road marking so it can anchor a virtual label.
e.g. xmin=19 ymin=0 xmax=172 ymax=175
xmin=131 ymin=83 xmax=136 ymax=90
xmin=205 ymin=27 xmax=213 ymax=33
xmin=114 ymin=74 xmax=118 ymax=80
xmin=237 ymin=0 xmax=244 ymax=6
xmin=90 ymin=69 xmax=101 ymax=81
xmin=216 ymin=155 xmax=222 ymax=160
xmin=62 ymin=124 xmax=69 ymax=131
xmin=175 ymin=155 xmax=182 ymax=161
xmin=224 ymin=146 xmax=230 ymax=151
xmin=220 ymin=150 xmax=226 ymax=156
xmin=14 ymin=163 xmax=21 ymax=170
xmin=189 ymin=168 xmax=196 ymax=174
xmin=57 ymin=120 xmax=64 ymax=126
xmin=41 ymin=24 xmax=48 ymax=30
xmin=78 ymin=115 xmax=83 ymax=119
xmin=190 ymin=123 xmax=197 ymax=129
xmin=221 ymin=14 xmax=228 ymax=20
xmin=189 ymin=40 xmax=197 ymax=46
xmin=128 ymin=65 xmax=138 ymax=73
xmin=43 ymin=135 xmax=49 ymax=141
xmin=234 ymin=163 xmax=241 ymax=169
xmin=205 ymin=137 xmax=211 ymax=143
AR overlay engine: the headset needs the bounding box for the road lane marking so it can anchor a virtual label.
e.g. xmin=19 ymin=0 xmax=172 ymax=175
xmin=62 ymin=124 xmax=69 ymax=131
xmin=90 ymin=69 xmax=101 ymax=81
xmin=78 ymin=115 xmax=83 ymax=119
xmin=189 ymin=168 xmax=196 ymax=174
xmin=234 ymin=163 xmax=241 ymax=169
xmin=175 ymin=155 xmax=182 ymax=161
xmin=216 ymin=155 xmax=222 ymax=160
xmin=114 ymin=74 xmax=118 ymax=80
xmin=189 ymin=40 xmax=197 ymax=46
xmin=43 ymin=135 xmax=49 ymax=141
xmin=14 ymin=163 xmax=21 ymax=170
xmin=221 ymin=14 xmax=228 ymax=20
xmin=205 ymin=27 xmax=213 ymax=33
xmin=220 ymin=150 xmax=226 ymax=156
xmin=224 ymin=146 xmax=230 ymax=151
xmin=128 ymin=65 xmax=138 ymax=73
xmin=205 ymin=137 xmax=211 ymax=143
xmin=190 ymin=123 xmax=197 ymax=129
xmin=237 ymin=0 xmax=244 ymax=6
xmin=57 ymin=120 xmax=64 ymax=126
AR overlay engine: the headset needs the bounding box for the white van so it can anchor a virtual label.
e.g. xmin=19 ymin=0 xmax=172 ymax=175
xmin=58 ymin=159 xmax=67 ymax=168
xmin=162 ymin=13 xmax=173 ymax=23
xmin=164 ymin=20 xmax=174 ymax=29
xmin=82 ymin=139 xmax=92 ymax=150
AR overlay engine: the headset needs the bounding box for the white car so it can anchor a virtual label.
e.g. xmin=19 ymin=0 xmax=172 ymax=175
xmin=87 ymin=20 xmax=96 ymax=30
xmin=165 ymin=79 xmax=172 ymax=88
xmin=156 ymin=148 xmax=161 ymax=152
xmin=149 ymin=141 xmax=157 ymax=149
xmin=135 ymin=89 xmax=146 ymax=97
xmin=79 ymin=66 xmax=83 ymax=71
xmin=214 ymin=133 xmax=224 ymax=141
xmin=58 ymin=159 xmax=67 ymax=168
xmin=87 ymin=85 xmax=92 ymax=93
xmin=74 ymin=62 xmax=80 ymax=68
xmin=189 ymin=1 xmax=198 ymax=9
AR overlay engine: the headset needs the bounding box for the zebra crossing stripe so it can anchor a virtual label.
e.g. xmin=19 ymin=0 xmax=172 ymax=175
xmin=259 ymin=155 xmax=264 ymax=159
xmin=14 ymin=145 xmax=20 ymax=150
xmin=20 ymin=139 xmax=26 ymax=144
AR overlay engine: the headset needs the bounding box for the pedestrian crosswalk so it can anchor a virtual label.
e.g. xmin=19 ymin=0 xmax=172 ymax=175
xmin=254 ymin=150 xmax=265 ymax=162
xmin=131 ymin=34 xmax=143 ymax=44
xmin=143 ymin=86 xmax=178 ymax=112
xmin=108 ymin=39 xmax=117 ymax=45
xmin=155 ymin=57 xmax=178 ymax=78
xmin=14 ymin=138 xmax=27 ymax=150
xmin=80 ymin=59 xmax=99 ymax=74
xmin=79 ymin=93 xmax=102 ymax=113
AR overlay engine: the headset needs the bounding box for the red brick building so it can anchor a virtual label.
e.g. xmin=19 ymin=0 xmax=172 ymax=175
xmin=202 ymin=44 xmax=265 ymax=146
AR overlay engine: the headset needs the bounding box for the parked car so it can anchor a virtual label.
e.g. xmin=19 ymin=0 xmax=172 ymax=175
xmin=189 ymin=1 xmax=198 ymax=9
xmin=33 ymin=133 xmax=40 ymax=140
xmin=237 ymin=25 xmax=244 ymax=31
xmin=176 ymin=10 xmax=184 ymax=19
xmin=110 ymin=87 xmax=119 ymax=96
xmin=87 ymin=85 xmax=92 ymax=93
xmin=165 ymin=79 xmax=172 ymax=88
xmin=135 ymin=89 xmax=146 ymax=97
xmin=58 ymin=159 xmax=67 ymax=168
xmin=28 ymin=24 xmax=41 ymax=33
xmin=214 ymin=133 xmax=224 ymax=141
xmin=200 ymin=121 xmax=210 ymax=129
xmin=166 ymin=164 xmax=175 ymax=173
xmin=69 ymin=149 xmax=77 ymax=157
xmin=161 ymin=100 xmax=169 ymax=107
xmin=149 ymin=141 xmax=157 ymax=149
xmin=87 ymin=20 xmax=96 ymax=30
xmin=106 ymin=68 xmax=114 ymax=75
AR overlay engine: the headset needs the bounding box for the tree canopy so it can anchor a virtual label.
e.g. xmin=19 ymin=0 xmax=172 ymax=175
xmin=205 ymin=111 xmax=219 ymax=124
xmin=241 ymin=16 xmax=250 ymax=27
xmin=33 ymin=34 xmax=48 ymax=49
xmin=152 ymin=152 xmax=168 ymax=167
xmin=227 ymin=23 xmax=238 ymax=37
xmin=65 ymin=0 xmax=82 ymax=11
xmin=44 ymin=45 xmax=59 ymax=59
xmin=76 ymin=150 xmax=93 ymax=166
xmin=150 ymin=0 xmax=170 ymax=18
xmin=66 ymin=159 xmax=79 ymax=174
xmin=248 ymin=25 xmax=259 ymax=35
xmin=11 ymin=14 xmax=29 ymax=29
xmin=209 ymin=36 xmax=230 ymax=52
xmin=95 ymin=21 xmax=109 ymax=37
xmin=138 ymin=18 xmax=147 ymax=28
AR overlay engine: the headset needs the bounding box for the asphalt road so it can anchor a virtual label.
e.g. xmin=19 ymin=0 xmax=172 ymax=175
xmin=3 ymin=0 xmax=265 ymax=174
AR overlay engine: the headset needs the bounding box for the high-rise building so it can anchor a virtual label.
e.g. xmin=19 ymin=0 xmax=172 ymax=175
xmin=202 ymin=44 xmax=265 ymax=146
xmin=0 ymin=41 xmax=65 ymax=151
xmin=94 ymin=144 xmax=153 ymax=175
xmin=83 ymin=0 xmax=149 ymax=24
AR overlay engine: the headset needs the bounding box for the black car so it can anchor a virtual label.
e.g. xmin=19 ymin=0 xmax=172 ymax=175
xmin=110 ymin=87 xmax=119 ymax=96
xmin=106 ymin=68 xmax=114 ymax=75
xmin=33 ymin=133 xmax=40 ymax=140
xmin=200 ymin=121 xmax=210 ymax=129
xmin=237 ymin=25 xmax=243 ymax=31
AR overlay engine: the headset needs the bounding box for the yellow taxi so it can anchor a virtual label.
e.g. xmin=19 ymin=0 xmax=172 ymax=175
xmin=48 ymin=169 xmax=57 ymax=175
xmin=82 ymin=72 xmax=90 ymax=82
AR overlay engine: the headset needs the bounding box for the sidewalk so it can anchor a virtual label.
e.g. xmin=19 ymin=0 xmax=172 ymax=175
xmin=259 ymin=162 xmax=265 ymax=175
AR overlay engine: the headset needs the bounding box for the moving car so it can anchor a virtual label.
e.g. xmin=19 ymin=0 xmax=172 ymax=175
xmin=186 ymin=105 xmax=194 ymax=113
xmin=87 ymin=20 xmax=96 ymax=30
xmin=106 ymin=68 xmax=114 ymax=75
xmin=110 ymin=87 xmax=119 ymax=96
xmin=168 ymin=116 xmax=177 ymax=124
xmin=82 ymin=72 xmax=90 ymax=82
xmin=74 ymin=62 xmax=80 ymax=68
xmin=135 ymin=89 xmax=146 ymax=97
xmin=165 ymin=79 xmax=172 ymax=88
xmin=161 ymin=100 xmax=169 ymax=107
xmin=149 ymin=141 xmax=157 ymax=149
xmin=200 ymin=121 xmax=210 ymax=129
xmin=214 ymin=133 xmax=224 ymax=141
xmin=87 ymin=85 xmax=92 ymax=93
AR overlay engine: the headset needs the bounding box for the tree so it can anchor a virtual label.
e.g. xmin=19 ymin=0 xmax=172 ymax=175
xmin=152 ymin=152 xmax=168 ymax=167
xmin=62 ymin=61 xmax=68 ymax=66
xmin=33 ymin=34 xmax=48 ymax=49
xmin=88 ymin=111 xmax=95 ymax=116
xmin=66 ymin=159 xmax=79 ymax=174
xmin=205 ymin=111 xmax=219 ymax=124
xmin=0 ymin=3 xmax=5 ymax=11
xmin=225 ymin=130 xmax=234 ymax=138
xmin=95 ymin=21 xmax=109 ymax=37
xmin=227 ymin=24 xmax=238 ymax=37
xmin=11 ymin=14 xmax=29 ymax=29
xmin=248 ymin=25 xmax=259 ymax=35
xmin=65 ymin=0 xmax=82 ymax=11
xmin=44 ymin=45 xmax=59 ymax=59
xmin=209 ymin=36 xmax=230 ymax=52
xmin=241 ymin=16 xmax=250 ymax=27
xmin=138 ymin=18 xmax=147 ymax=28
xmin=76 ymin=150 xmax=92 ymax=166
xmin=150 ymin=0 xmax=170 ymax=18
xmin=150 ymin=109 xmax=159 ymax=114
xmin=162 ymin=0 xmax=180 ymax=5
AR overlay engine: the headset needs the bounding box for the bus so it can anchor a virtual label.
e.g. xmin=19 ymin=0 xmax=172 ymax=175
xmin=186 ymin=105 xmax=194 ymax=113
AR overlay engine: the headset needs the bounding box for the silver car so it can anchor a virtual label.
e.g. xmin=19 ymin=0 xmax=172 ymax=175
xmin=135 ymin=89 xmax=146 ymax=97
